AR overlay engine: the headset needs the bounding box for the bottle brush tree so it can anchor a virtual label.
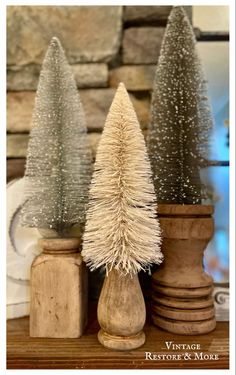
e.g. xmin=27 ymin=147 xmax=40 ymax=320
xmin=147 ymin=6 xmax=213 ymax=205
xmin=21 ymin=37 xmax=92 ymax=237
xmin=82 ymin=83 xmax=163 ymax=350
xmin=147 ymin=8 xmax=216 ymax=336
xmin=82 ymin=83 xmax=163 ymax=276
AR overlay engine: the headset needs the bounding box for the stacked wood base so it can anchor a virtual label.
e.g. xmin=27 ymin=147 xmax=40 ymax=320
xmin=151 ymin=204 xmax=216 ymax=335
xmin=151 ymin=280 xmax=216 ymax=335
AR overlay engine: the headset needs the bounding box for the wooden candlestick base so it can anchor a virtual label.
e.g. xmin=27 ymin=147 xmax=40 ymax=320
xmin=153 ymin=204 xmax=214 ymax=288
xmin=98 ymin=329 xmax=145 ymax=351
xmin=152 ymin=314 xmax=216 ymax=335
xmin=151 ymin=204 xmax=216 ymax=335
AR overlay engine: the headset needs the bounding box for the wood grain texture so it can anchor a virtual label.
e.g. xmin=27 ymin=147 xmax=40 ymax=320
xmin=157 ymin=204 xmax=214 ymax=216
xmin=97 ymin=269 xmax=146 ymax=350
xmin=152 ymin=205 xmax=214 ymax=288
xmin=152 ymin=304 xmax=215 ymax=321
xmin=7 ymin=312 xmax=229 ymax=369
xmin=152 ymin=238 xmax=213 ymax=288
xmin=39 ymin=237 xmax=80 ymax=251
xmin=151 ymin=204 xmax=216 ymax=335
xmin=152 ymin=314 xmax=216 ymax=336
xmin=152 ymin=294 xmax=214 ymax=310
xmin=159 ymin=217 xmax=214 ymax=240
xmin=30 ymin=239 xmax=87 ymax=338
xmin=152 ymin=282 xmax=213 ymax=298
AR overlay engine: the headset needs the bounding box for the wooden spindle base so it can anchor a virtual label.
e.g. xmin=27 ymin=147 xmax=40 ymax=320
xmin=98 ymin=329 xmax=145 ymax=351
xmin=97 ymin=269 xmax=146 ymax=351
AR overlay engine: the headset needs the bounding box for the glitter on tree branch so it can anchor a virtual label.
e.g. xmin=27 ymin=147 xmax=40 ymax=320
xmin=147 ymin=6 xmax=213 ymax=204
xmin=21 ymin=37 xmax=92 ymax=236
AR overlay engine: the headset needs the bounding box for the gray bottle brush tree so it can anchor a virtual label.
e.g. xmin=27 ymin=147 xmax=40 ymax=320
xmin=147 ymin=6 xmax=213 ymax=205
xmin=82 ymin=83 xmax=163 ymax=276
xmin=21 ymin=37 xmax=92 ymax=237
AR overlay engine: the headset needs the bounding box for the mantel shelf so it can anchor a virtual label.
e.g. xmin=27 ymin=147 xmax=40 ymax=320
xmin=7 ymin=311 xmax=229 ymax=369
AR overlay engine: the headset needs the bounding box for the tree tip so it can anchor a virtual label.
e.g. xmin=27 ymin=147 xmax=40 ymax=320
xmin=104 ymin=81 xmax=137 ymax=127
xmin=49 ymin=36 xmax=63 ymax=49
xmin=117 ymin=81 xmax=127 ymax=90
xmin=117 ymin=82 xmax=129 ymax=97
xmin=45 ymin=36 xmax=66 ymax=62
xmin=112 ymin=82 xmax=133 ymax=107
xmin=170 ymin=6 xmax=188 ymax=20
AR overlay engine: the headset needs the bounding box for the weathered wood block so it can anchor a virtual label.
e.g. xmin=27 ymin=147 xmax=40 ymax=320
xmin=30 ymin=238 xmax=88 ymax=338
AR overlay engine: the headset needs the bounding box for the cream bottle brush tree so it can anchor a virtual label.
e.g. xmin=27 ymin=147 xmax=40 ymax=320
xmin=82 ymin=82 xmax=163 ymax=276
xmin=82 ymin=83 xmax=163 ymax=350
xmin=21 ymin=37 xmax=92 ymax=237
xmin=147 ymin=6 xmax=213 ymax=205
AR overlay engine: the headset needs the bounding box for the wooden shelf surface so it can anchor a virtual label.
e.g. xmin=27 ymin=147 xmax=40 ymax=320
xmin=7 ymin=312 xmax=229 ymax=369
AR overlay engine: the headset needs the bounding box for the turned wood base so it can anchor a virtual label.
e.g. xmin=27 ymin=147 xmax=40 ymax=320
xmin=98 ymin=329 xmax=145 ymax=351
xmin=152 ymin=314 xmax=216 ymax=335
xmin=151 ymin=293 xmax=216 ymax=335
xmin=152 ymin=282 xmax=213 ymax=298
xmin=152 ymin=304 xmax=215 ymax=321
xmin=151 ymin=288 xmax=215 ymax=334
xmin=152 ymin=270 xmax=214 ymax=289
xmin=97 ymin=270 xmax=146 ymax=350
xmin=152 ymin=294 xmax=214 ymax=310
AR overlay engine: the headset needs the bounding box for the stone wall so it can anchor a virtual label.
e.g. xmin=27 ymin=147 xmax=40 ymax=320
xmin=7 ymin=5 xmax=192 ymax=180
